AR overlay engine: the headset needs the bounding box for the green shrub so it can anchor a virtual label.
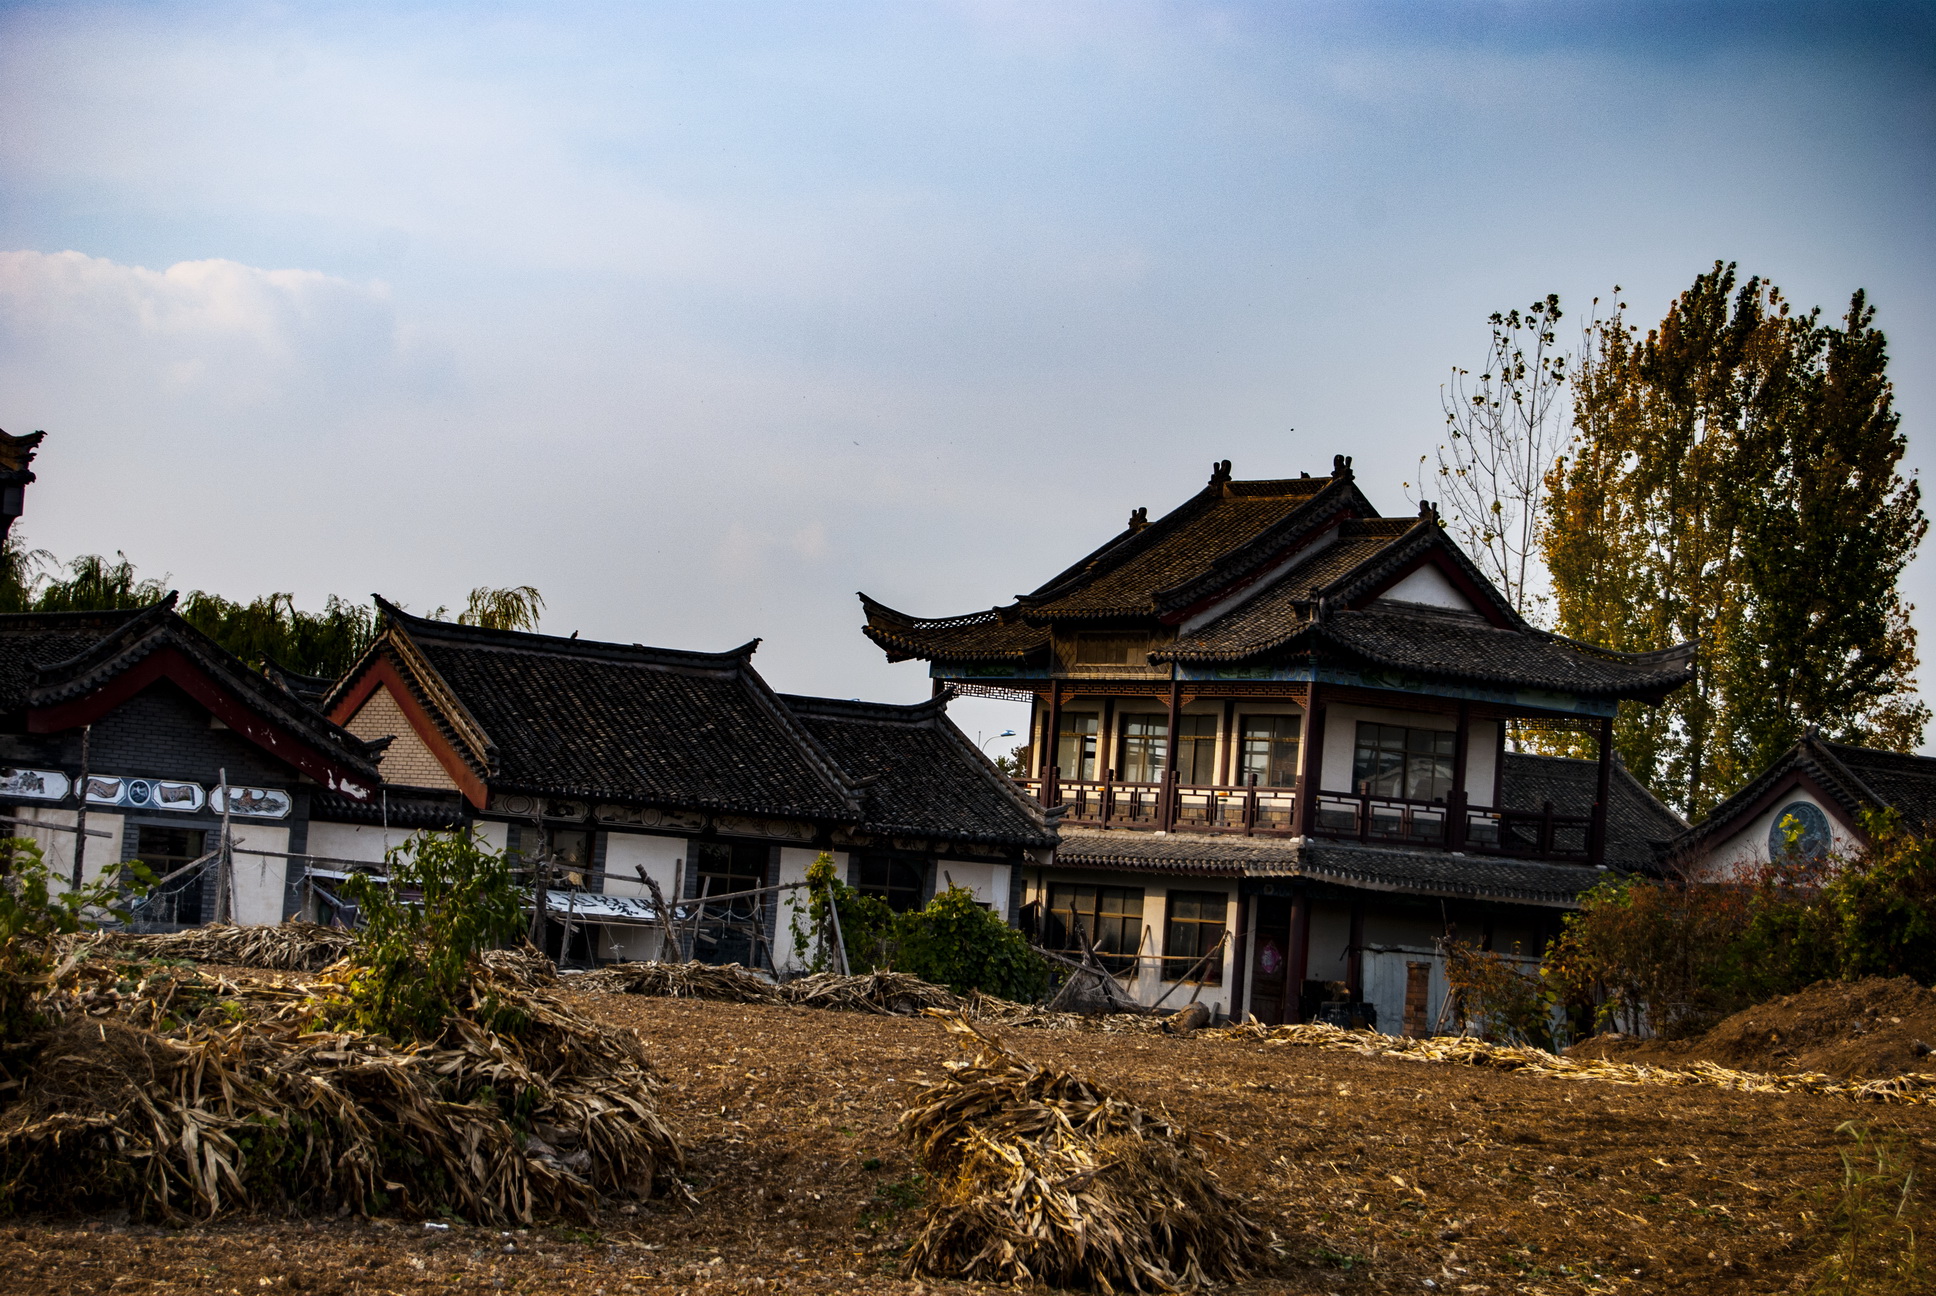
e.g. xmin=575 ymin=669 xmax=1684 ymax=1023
xmin=794 ymin=852 xmax=1048 ymax=1001
xmin=339 ymin=830 xmax=524 ymax=1042
xmin=0 ymin=837 xmax=147 ymax=1043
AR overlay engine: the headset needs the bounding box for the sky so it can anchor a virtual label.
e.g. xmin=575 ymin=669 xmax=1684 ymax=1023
xmin=1 ymin=0 xmax=1932 ymax=753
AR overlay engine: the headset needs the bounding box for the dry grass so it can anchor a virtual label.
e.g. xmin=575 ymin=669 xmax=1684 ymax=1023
xmin=0 ymin=950 xmax=683 ymax=1225
xmin=1214 ymin=1020 xmax=1936 ymax=1105
xmin=897 ymin=1013 xmax=1264 ymax=1292
xmin=572 ymin=960 xmax=785 ymax=1004
xmin=94 ymin=922 xmax=356 ymax=972
xmin=784 ymin=970 xmax=962 ymax=1016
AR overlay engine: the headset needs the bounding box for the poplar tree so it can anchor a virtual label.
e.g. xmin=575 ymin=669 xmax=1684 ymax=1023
xmin=1544 ymin=264 xmax=1925 ymax=818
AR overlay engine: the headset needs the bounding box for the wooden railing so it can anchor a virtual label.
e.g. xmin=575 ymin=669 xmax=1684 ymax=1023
xmin=1022 ymin=772 xmax=1595 ymax=861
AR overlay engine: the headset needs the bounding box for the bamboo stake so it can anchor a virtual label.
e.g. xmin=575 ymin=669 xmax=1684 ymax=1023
xmin=70 ymin=724 xmax=92 ymax=889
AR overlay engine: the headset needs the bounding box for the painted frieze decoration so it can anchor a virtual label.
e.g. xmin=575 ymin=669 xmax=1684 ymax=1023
xmin=209 ymin=785 xmax=294 ymax=819
xmin=0 ymin=767 xmax=69 ymax=801
xmin=84 ymin=775 xmax=206 ymax=813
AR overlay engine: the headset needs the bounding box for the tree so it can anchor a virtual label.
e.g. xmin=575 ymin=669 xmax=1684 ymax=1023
xmin=1543 ymin=265 xmax=1924 ymax=817
xmin=458 ymin=585 xmax=545 ymax=632
xmin=1411 ymin=294 xmax=1569 ymax=621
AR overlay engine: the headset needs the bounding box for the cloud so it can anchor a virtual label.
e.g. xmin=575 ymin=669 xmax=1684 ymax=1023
xmin=0 ymin=249 xmax=423 ymax=415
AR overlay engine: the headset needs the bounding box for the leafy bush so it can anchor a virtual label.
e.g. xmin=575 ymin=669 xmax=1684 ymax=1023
xmin=339 ymin=830 xmax=524 ymax=1042
xmin=1546 ymin=813 xmax=1936 ymax=1037
xmin=0 ymin=837 xmax=147 ymax=1043
xmin=1439 ymin=941 xmax=1557 ymax=1049
xmin=794 ymin=853 xmax=1048 ymax=1001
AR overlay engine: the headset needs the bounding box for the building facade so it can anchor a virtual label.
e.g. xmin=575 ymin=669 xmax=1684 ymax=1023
xmin=862 ymin=458 xmax=1691 ymax=1028
xmin=322 ymin=602 xmax=1056 ymax=968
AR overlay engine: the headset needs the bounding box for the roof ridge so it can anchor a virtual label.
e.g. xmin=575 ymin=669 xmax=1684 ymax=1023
xmin=374 ymin=596 xmax=759 ymax=669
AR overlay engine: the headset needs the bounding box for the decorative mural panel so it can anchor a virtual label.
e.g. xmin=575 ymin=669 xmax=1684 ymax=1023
xmin=713 ymin=815 xmax=816 ymax=841
xmin=209 ymin=786 xmax=294 ymax=819
xmin=0 ymin=768 xmax=69 ymax=801
xmin=84 ymin=775 xmax=206 ymax=813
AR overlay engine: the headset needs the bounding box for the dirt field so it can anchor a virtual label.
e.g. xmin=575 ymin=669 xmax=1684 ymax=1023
xmin=4 ymin=988 xmax=1932 ymax=1295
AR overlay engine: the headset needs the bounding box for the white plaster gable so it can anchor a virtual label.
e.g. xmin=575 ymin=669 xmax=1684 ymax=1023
xmin=1377 ymin=563 xmax=1473 ymax=611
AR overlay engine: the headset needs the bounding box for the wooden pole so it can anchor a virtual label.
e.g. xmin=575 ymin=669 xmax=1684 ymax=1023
xmin=1283 ymin=887 xmax=1309 ymax=1024
xmin=1448 ymin=701 xmax=1470 ymax=850
xmin=1162 ymin=670 xmax=1182 ymax=830
xmin=1298 ymin=683 xmax=1325 ymax=837
xmin=70 ymin=724 xmax=91 ymax=890
xmin=214 ymin=767 xmax=234 ymax=923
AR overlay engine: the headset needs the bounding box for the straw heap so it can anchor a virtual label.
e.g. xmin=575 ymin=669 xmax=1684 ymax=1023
xmin=785 ymin=969 xmax=962 ymax=1016
xmin=572 ymin=959 xmax=785 ymax=1004
xmin=1211 ymin=1021 xmax=1936 ymax=1105
xmin=99 ymin=922 xmax=357 ymax=972
xmin=0 ymin=949 xmax=684 ymax=1222
xmin=898 ymin=1014 xmax=1264 ymax=1292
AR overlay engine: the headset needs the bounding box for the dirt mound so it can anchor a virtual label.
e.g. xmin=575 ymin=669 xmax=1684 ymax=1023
xmin=1571 ymin=976 xmax=1936 ymax=1077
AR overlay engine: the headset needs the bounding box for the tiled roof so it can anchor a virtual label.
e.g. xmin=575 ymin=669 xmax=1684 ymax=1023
xmin=0 ymin=607 xmax=144 ymax=712
xmin=1314 ymin=605 xmax=1695 ymax=701
xmin=1052 ymin=829 xmax=1603 ymax=906
xmin=781 ymin=694 xmax=1056 ymax=848
xmin=367 ymin=606 xmax=861 ymax=820
xmin=1018 ymin=476 xmax=1340 ymax=619
xmin=1671 ymin=734 xmax=1936 ymax=862
xmin=0 ymin=599 xmax=382 ymax=790
xmin=859 ymin=597 xmax=1051 ymax=665
xmin=1498 ymin=752 xmax=1685 ymax=873
xmin=309 ymin=787 xmax=470 ymax=830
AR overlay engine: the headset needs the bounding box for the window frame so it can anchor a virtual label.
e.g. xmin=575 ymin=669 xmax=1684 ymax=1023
xmin=1237 ymin=713 xmax=1303 ymax=788
xmin=133 ymin=823 xmax=208 ymax=926
xmin=1055 ymin=712 xmax=1100 ymax=781
xmin=1043 ymin=882 xmax=1145 ymax=974
xmin=855 ymin=853 xmax=927 ymax=913
xmin=1117 ymin=714 xmax=1168 ymax=784
xmin=1161 ymin=889 xmax=1228 ymax=983
xmin=1350 ymin=721 xmax=1456 ymax=802
xmin=1175 ymin=713 xmax=1219 ymax=785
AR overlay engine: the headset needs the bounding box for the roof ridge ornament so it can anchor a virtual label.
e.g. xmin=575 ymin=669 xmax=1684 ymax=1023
xmin=1208 ymin=459 xmax=1232 ymax=486
xmin=1332 ymin=453 xmax=1353 ymax=480
xmin=1417 ymin=499 xmax=1440 ymax=522
xmin=1127 ymin=506 xmax=1149 ymax=532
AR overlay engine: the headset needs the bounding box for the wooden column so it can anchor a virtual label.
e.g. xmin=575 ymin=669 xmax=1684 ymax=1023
xmin=1346 ymin=896 xmax=1366 ymax=1005
xmin=1448 ymin=700 xmax=1471 ymax=849
xmin=1043 ymin=686 xmax=1063 ymax=783
xmin=1283 ymin=887 xmax=1311 ymax=1024
xmin=1162 ymin=672 xmax=1182 ymax=829
xmin=1220 ymin=699 xmax=1238 ymax=786
xmin=1590 ymin=713 xmax=1615 ymax=868
xmin=1297 ymin=682 xmax=1325 ymax=837
xmin=1229 ymin=891 xmax=1250 ymax=1022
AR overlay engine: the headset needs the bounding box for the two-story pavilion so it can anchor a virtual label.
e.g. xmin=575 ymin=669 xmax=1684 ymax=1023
xmin=861 ymin=458 xmax=1691 ymax=1030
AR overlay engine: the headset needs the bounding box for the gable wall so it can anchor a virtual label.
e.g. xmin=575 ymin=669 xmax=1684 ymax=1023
xmin=1377 ymin=563 xmax=1474 ymax=611
xmin=1693 ymin=782 xmax=1863 ymax=880
xmin=345 ymin=684 xmax=459 ymax=790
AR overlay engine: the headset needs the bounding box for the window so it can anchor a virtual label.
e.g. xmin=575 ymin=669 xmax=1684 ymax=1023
xmin=690 ymin=840 xmax=770 ymax=965
xmin=1055 ymin=713 xmax=1099 ymax=781
xmin=1237 ymin=714 xmax=1302 ymax=787
xmin=1044 ymin=883 xmax=1144 ymax=973
xmin=1118 ymin=714 xmax=1167 ymax=783
xmin=1176 ymin=714 xmax=1219 ymax=785
xmin=856 ymin=854 xmax=926 ymax=912
xmin=1162 ymin=890 xmax=1227 ymax=983
xmin=1768 ymin=801 xmax=1832 ymax=861
xmin=1351 ymin=722 xmax=1455 ymax=801
xmin=136 ymin=825 xmax=206 ymax=926
xmin=545 ymin=827 xmax=593 ymax=887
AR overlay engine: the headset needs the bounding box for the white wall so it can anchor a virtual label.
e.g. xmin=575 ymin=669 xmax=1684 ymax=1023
xmin=1379 ymin=564 xmax=1474 ymax=610
xmin=305 ymin=821 xmax=395 ymax=866
xmin=772 ymin=846 xmax=846 ymax=974
xmin=602 ymin=831 xmax=685 ymax=898
xmin=12 ymin=806 xmax=124 ymax=891
xmin=936 ymin=859 xmax=1010 ymax=908
xmin=1319 ymin=703 xmax=1499 ymax=805
xmin=1695 ymin=785 xmax=1860 ymax=881
xmin=230 ymin=824 xmax=290 ymax=925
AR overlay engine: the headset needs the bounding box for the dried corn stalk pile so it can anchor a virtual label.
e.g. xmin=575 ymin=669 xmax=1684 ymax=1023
xmin=572 ymin=959 xmax=784 ymax=1004
xmin=785 ymin=970 xmax=962 ymax=1016
xmin=99 ymin=922 xmax=357 ymax=972
xmin=962 ymin=994 xmax=1168 ymax=1035
xmin=1211 ymin=1021 xmax=1936 ymax=1105
xmin=0 ymin=947 xmax=684 ymax=1222
xmin=898 ymin=1013 xmax=1263 ymax=1292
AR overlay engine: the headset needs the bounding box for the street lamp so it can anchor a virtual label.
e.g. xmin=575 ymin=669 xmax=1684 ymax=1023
xmin=978 ymin=729 xmax=1017 ymax=754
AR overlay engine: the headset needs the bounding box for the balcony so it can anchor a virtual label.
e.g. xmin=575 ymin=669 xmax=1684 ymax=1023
xmin=1020 ymin=773 xmax=1594 ymax=862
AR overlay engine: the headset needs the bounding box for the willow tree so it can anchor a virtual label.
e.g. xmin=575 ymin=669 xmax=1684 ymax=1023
xmin=1544 ymin=264 xmax=1925 ymax=818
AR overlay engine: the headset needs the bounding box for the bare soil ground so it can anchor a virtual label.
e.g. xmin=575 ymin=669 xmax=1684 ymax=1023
xmin=4 ymin=987 xmax=1932 ymax=1295
xmin=1570 ymin=976 xmax=1936 ymax=1078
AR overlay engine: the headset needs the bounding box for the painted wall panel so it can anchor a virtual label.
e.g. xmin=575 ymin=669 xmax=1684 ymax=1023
xmin=16 ymin=806 xmax=124 ymax=891
xmin=305 ymin=821 xmax=395 ymax=865
xmin=230 ymin=824 xmax=290 ymax=925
